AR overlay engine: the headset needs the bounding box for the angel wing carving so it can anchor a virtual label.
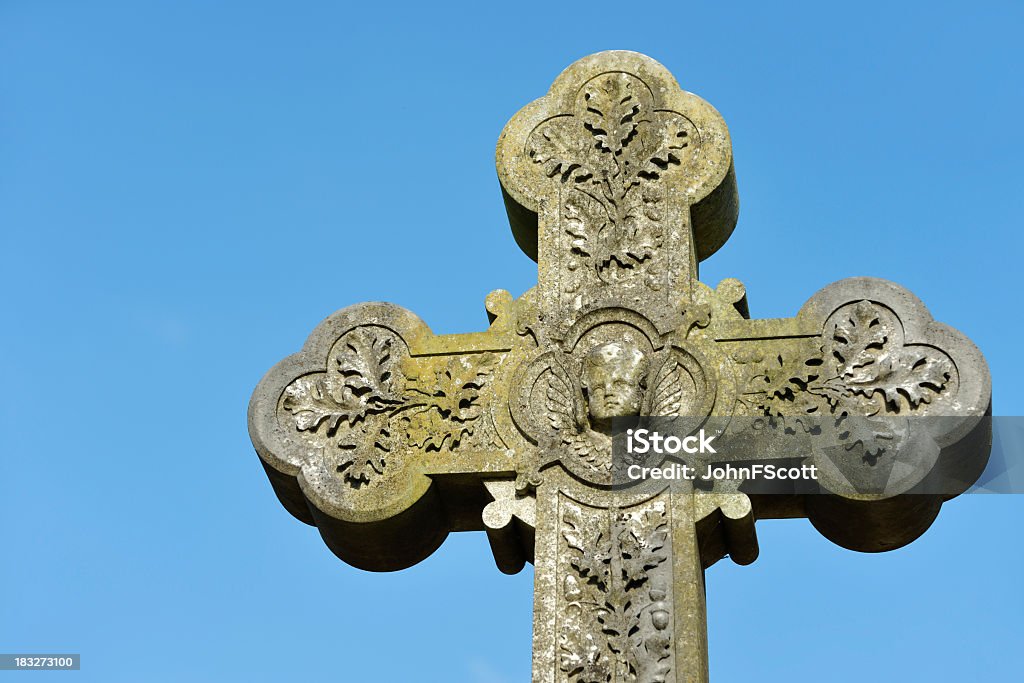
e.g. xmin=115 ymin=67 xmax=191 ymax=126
xmin=643 ymin=347 xmax=715 ymax=425
xmin=649 ymin=356 xmax=684 ymax=416
xmin=543 ymin=356 xmax=586 ymax=433
xmin=541 ymin=357 xmax=609 ymax=468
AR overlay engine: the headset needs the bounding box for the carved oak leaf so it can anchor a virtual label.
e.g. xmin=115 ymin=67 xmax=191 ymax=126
xmin=619 ymin=531 xmax=648 ymax=588
xmin=835 ymin=413 xmax=895 ymax=463
xmin=829 ymin=301 xmax=953 ymax=411
xmin=617 ymin=196 xmax=662 ymax=267
xmin=338 ymin=449 xmax=386 ymax=484
xmin=619 ymin=511 xmax=669 ymax=588
xmin=400 ymin=406 xmax=455 ymax=451
xmin=598 ymin=599 xmax=643 ymax=683
xmin=282 ymin=375 xmax=358 ymax=434
xmin=339 ymin=403 xmax=398 ymax=471
xmin=570 ymin=542 xmax=612 ymax=592
xmin=644 ymin=116 xmax=692 ymax=175
xmin=596 ymin=599 xmax=628 ymax=643
xmin=401 ymin=354 xmax=497 ymax=451
xmin=815 ymin=375 xmax=855 ymax=411
xmin=400 ymin=399 xmax=469 ymax=451
xmin=335 ymin=330 xmax=400 ymax=405
xmin=446 ymin=354 xmax=497 ymax=421
xmin=559 ymin=631 xmax=610 ymax=683
xmin=638 ymin=181 xmax=666 ymax=223
xmin=564 ymin=190 xmax=609 ymax=262
xmin=831 ymin=301 xmax=890 ymax=384
xmin=563 ymin=509 xmax=612 ymax=591
xmin=283 ymin=329 xmax=404 ymax=441
xmin=577 ymin=658 xmax=611 ymax=683
xmin=337 ymin=441 xmax=387 ymax=485
xmin=845 ymin=348 xmax=953 ymax=411
xmin=753 ymin=352 xmax=826 ymax=420
xmin=408 ymin=355 xmax=495 ymax=419
xmin=530 ymin=122 xmax=591 ymax=182
xmin=582 ymin=73 xmax=643 ymax=155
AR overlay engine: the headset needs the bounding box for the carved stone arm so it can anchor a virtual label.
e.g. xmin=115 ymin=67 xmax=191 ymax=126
xmin=248 ymin=292 xmax=541 ymax=570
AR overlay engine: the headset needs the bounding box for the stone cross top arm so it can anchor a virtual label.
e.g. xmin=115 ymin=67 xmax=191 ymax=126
xmin=248 ymin=52 xmax=991 ymax=683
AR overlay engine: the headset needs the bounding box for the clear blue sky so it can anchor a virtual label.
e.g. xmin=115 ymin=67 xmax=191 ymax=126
xmin=2 ymin=2 xmax=1021 ymax=681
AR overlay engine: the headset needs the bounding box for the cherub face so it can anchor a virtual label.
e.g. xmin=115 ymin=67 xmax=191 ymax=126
xmin=582 ymin=341 xmax=649 ymax=423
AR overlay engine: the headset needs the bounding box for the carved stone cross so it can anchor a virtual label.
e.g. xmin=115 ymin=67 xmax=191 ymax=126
xmin=248 ymin=51 xmax=991 ymax=682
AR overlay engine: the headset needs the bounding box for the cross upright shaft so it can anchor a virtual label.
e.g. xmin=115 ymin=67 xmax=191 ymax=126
xmin=248 ymin=51 xmax=991 ymax=682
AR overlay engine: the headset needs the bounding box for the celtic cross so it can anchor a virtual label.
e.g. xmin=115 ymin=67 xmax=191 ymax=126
xmin=248 ymin=51 xmax=991 ymax=682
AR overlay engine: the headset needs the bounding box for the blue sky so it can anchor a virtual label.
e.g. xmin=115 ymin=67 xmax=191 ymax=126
xmin=2 ymin=2 xmax=1021 ymax=681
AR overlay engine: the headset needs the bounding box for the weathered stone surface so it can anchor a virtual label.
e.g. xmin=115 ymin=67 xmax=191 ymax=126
xmin=248 ymin=51 xmax=991 ymax=682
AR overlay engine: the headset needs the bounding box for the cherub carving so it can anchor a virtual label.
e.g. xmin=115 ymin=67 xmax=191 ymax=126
xmin=542 ymin=341 xmax=693 ymax=474
xmin=510 ymin=325 xmax=715 ymax=489
xmin=582 ymin=342 xmax=651 ymax=430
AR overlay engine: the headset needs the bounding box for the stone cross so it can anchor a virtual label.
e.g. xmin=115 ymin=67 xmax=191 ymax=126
xmin=248 ymin=51 xmax=991 ymax=683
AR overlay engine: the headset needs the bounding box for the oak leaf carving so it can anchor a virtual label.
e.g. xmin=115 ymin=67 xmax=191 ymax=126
xmin=336 ymin=420 xmax=393 ymax=485
xmin=401 ymin=354 xmax=497 ymax=451
xmin=830 ymin=301 xmax=953 ymax=411
xmin=619 ymin=510 xmax=668 ymax=588
xmin=282 ymin=375 xmax=358 ymax=434
xmin=644 ymin=117 xmax=692 ymax=175
xmin=562 ymin=508 xmax=612 ymax=591
xmin=530 ymin=123 xmax=591 ymax=182
xmin=582 ymin=73 xmax=643 ymax=155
